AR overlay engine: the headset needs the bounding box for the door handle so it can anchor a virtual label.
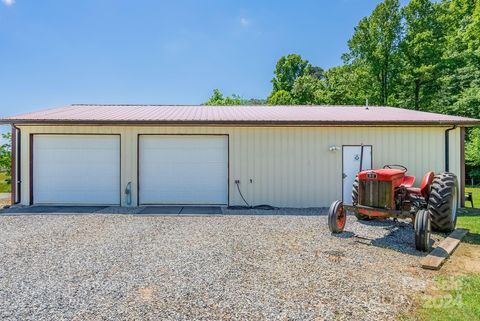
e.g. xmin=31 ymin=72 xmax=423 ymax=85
xmin=342 ymin=173 xmax=347 ymax=179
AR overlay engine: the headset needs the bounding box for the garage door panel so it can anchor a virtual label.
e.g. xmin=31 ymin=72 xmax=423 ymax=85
xmin=33 ymin=135 xmax=120 ymax=205
xmin=139 ymin=135 xmax=228 ymax=205
xmin=141 ymin=149 xmax=226 ymax=163
xmin=141 ymin=188 xmax=226 ymax=205
xmin=141 ymin=163 xmax=226 ymax=179
xmin=34 ymin=189 xmax=119 ymax=205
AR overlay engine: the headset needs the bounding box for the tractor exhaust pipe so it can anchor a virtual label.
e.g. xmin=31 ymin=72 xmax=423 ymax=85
xmin=445 ymin=125 xmax=456 ymax=172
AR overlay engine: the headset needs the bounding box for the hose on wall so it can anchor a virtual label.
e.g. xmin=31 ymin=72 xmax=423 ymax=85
xmin=228 ymin=180 xmax=277 ymax=210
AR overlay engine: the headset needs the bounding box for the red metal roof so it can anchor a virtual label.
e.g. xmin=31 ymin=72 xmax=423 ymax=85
xmin=1 ymin=104 xmax=479 ymax=125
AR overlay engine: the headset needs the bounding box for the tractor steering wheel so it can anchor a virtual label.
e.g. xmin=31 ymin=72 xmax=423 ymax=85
xmin=383 ymin=164 xmax=408 ymax=172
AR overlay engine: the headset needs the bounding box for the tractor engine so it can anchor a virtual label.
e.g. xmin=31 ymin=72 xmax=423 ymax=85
xmin=357 ymin=169 xmax=405 ymax=210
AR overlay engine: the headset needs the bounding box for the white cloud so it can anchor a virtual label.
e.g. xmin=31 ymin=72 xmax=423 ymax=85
xmin=240 ymin=17 xmax=251 ymax=28
xmin=2 ymin=0 xmax=15 ymax=6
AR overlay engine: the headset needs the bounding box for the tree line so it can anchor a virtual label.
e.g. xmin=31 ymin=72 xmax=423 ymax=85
xmin=205 ymin=0 xmax=480 ymax=180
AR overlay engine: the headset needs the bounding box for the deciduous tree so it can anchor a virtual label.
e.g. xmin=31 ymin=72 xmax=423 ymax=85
xmin=204 ymin=89 xmax=242 ymax=105
xmin=399 ymin=0 xmax=444 ymax=110
xmin=291 ymin=75 xmax=324 ymax=105
xmin=465 ymin=127 xmax=480 ymax=179
xmin=267 ymin=90 xmax=296 ymax=105
xmin=344 ymin=0 xmax=402 ymax=105
xmin=271 ymin=54 xmax=311 ymax=93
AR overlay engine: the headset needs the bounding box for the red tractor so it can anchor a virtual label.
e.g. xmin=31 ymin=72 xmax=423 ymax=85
xmin=328 ymin=165 xmax=458 ymax=251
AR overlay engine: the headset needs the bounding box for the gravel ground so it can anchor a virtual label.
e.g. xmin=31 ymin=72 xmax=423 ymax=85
xmin=0 ymin=213 xmax=439 ymax=321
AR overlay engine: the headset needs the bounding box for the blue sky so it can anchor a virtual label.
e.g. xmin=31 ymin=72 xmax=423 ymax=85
xmin=0 ymin=0 xmax=409 ymax=134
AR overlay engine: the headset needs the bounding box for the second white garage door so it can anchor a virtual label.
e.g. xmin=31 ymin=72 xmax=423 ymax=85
xmin=139 ymin=135 xmax=228 ymax=205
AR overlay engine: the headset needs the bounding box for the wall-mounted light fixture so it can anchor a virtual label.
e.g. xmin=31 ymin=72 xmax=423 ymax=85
xmin=329 ymin=145 xmax=341 ymax=152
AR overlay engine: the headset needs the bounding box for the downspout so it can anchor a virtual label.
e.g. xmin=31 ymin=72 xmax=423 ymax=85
xmin=445 ymin=125 xmax=456 ymax=172
xmin=11 ymin=124 xmax=21 ymax=205
xmin=359 ymin=144 xmax=364 ymax=172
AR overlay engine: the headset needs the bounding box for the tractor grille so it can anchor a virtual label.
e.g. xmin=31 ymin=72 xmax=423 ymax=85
xmin=359 ymin=180 xmax=392 ymax=209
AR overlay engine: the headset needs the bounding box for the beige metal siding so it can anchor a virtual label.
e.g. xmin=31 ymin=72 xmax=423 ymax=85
xmin=17 ymin=125 xmax=462 ymax=207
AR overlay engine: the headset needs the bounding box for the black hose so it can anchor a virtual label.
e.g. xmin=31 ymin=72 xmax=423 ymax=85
xmin=228 ymin=182 xmax=277 ymax=210
xmin=235 ymin=181 xmax=250 ymax=207
xmin=253 ymin=204 xmax=278 ymax=210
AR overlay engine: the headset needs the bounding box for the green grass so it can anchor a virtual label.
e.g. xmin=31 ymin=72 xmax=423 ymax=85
xmin=465 ymin=187 xmax=480 ymax=209
xmin=461 ymin=186 xmax=480 ymax=244
xmin=415 ymin=275 xmax=480 ymax=321
xmin=457 ymin=210 xmax=480 ymax=244
xmin=0 ymin=172 xmax=10 ymax=193
xmin=411 ymin=205 xmax=480 ymax=321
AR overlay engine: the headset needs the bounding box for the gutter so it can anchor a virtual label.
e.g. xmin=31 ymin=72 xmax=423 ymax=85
xmin=445 ymin=125 xmax=456 ymax=172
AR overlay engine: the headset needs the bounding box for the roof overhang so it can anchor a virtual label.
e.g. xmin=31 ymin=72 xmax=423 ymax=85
xmin=2 ymin=120 xmax=479 ymax=127
xmin=2 ymin=104 xmax=480 ymax=127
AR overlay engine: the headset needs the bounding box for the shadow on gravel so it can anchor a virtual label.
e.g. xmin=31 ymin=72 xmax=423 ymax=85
xmin=370 ymin=231 xmax=427 ymax=257
xmin=332 ymin=231 xmax=355 ymax=238
xmin=352 ymin=218 xmax=429 ymax=257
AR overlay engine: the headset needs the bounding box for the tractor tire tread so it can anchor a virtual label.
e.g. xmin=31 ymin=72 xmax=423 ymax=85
xmin=428 ymin=173 xmax=458 ymax=232
xmin=328 ymin=200 xmax=345 ymax=233
xmin=415 ymin=209 xmax=431 ymax=252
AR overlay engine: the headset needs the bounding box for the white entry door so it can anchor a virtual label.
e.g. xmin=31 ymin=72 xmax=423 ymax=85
xmin=139 ymin=135 xmax=228 ymax=205
xmin=342 ymin=145 xmax=372 ymax=203
xmin=33 ymin=135 xmax=121 ymax=205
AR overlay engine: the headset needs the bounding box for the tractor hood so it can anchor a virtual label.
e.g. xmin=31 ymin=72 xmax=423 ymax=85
xmin=358 ymin=169 xmax=405 ymax=182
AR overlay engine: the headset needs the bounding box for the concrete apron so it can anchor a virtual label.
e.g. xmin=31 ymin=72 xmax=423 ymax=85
xmin=0 ymin=205 xmax=224 ymax=216
xmin=0 ymin=205 xmax=326 ymax=216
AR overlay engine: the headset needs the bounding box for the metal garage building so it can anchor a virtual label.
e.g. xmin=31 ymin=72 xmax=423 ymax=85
xmin=2 ymin=104 xmax=479 ymax=208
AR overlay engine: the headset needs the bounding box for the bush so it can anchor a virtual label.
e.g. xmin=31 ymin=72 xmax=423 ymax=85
xmin=0 ymin=133 xmax=11 ymax=182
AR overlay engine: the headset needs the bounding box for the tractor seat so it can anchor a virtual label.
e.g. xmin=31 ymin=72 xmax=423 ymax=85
xmin=407 ymin=171 xmax=435 ymax=198
xmin=401 ymin=175 xmax=415 ymax=188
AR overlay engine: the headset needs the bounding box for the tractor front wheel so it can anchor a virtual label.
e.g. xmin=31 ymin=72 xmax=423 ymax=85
xmin=328 ymin=200 xmax=346 ymax=233
xmin=414 ymin=209 xmax=431 ymax=252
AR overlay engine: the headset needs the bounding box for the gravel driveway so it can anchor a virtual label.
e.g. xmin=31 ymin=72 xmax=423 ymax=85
xmin=0 ymin=213 xmax=435 ymax=320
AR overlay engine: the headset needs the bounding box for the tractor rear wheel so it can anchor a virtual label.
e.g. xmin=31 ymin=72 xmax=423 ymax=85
xmin=428 ymin=173 xmax=458 ymax=232
xmin=414 ymin=209 xmax=431 ymax=252
xmin=352 ymin=178 xmax=372 ymax=220
xmin=328 ymin=200 xmax=346 ymax=233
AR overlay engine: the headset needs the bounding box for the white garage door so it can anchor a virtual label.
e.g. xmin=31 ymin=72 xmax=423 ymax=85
xmin=139 ymin=135 xmax=228 ymax=205
xmin=33 ymin=135 xmax=120 ymax=205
